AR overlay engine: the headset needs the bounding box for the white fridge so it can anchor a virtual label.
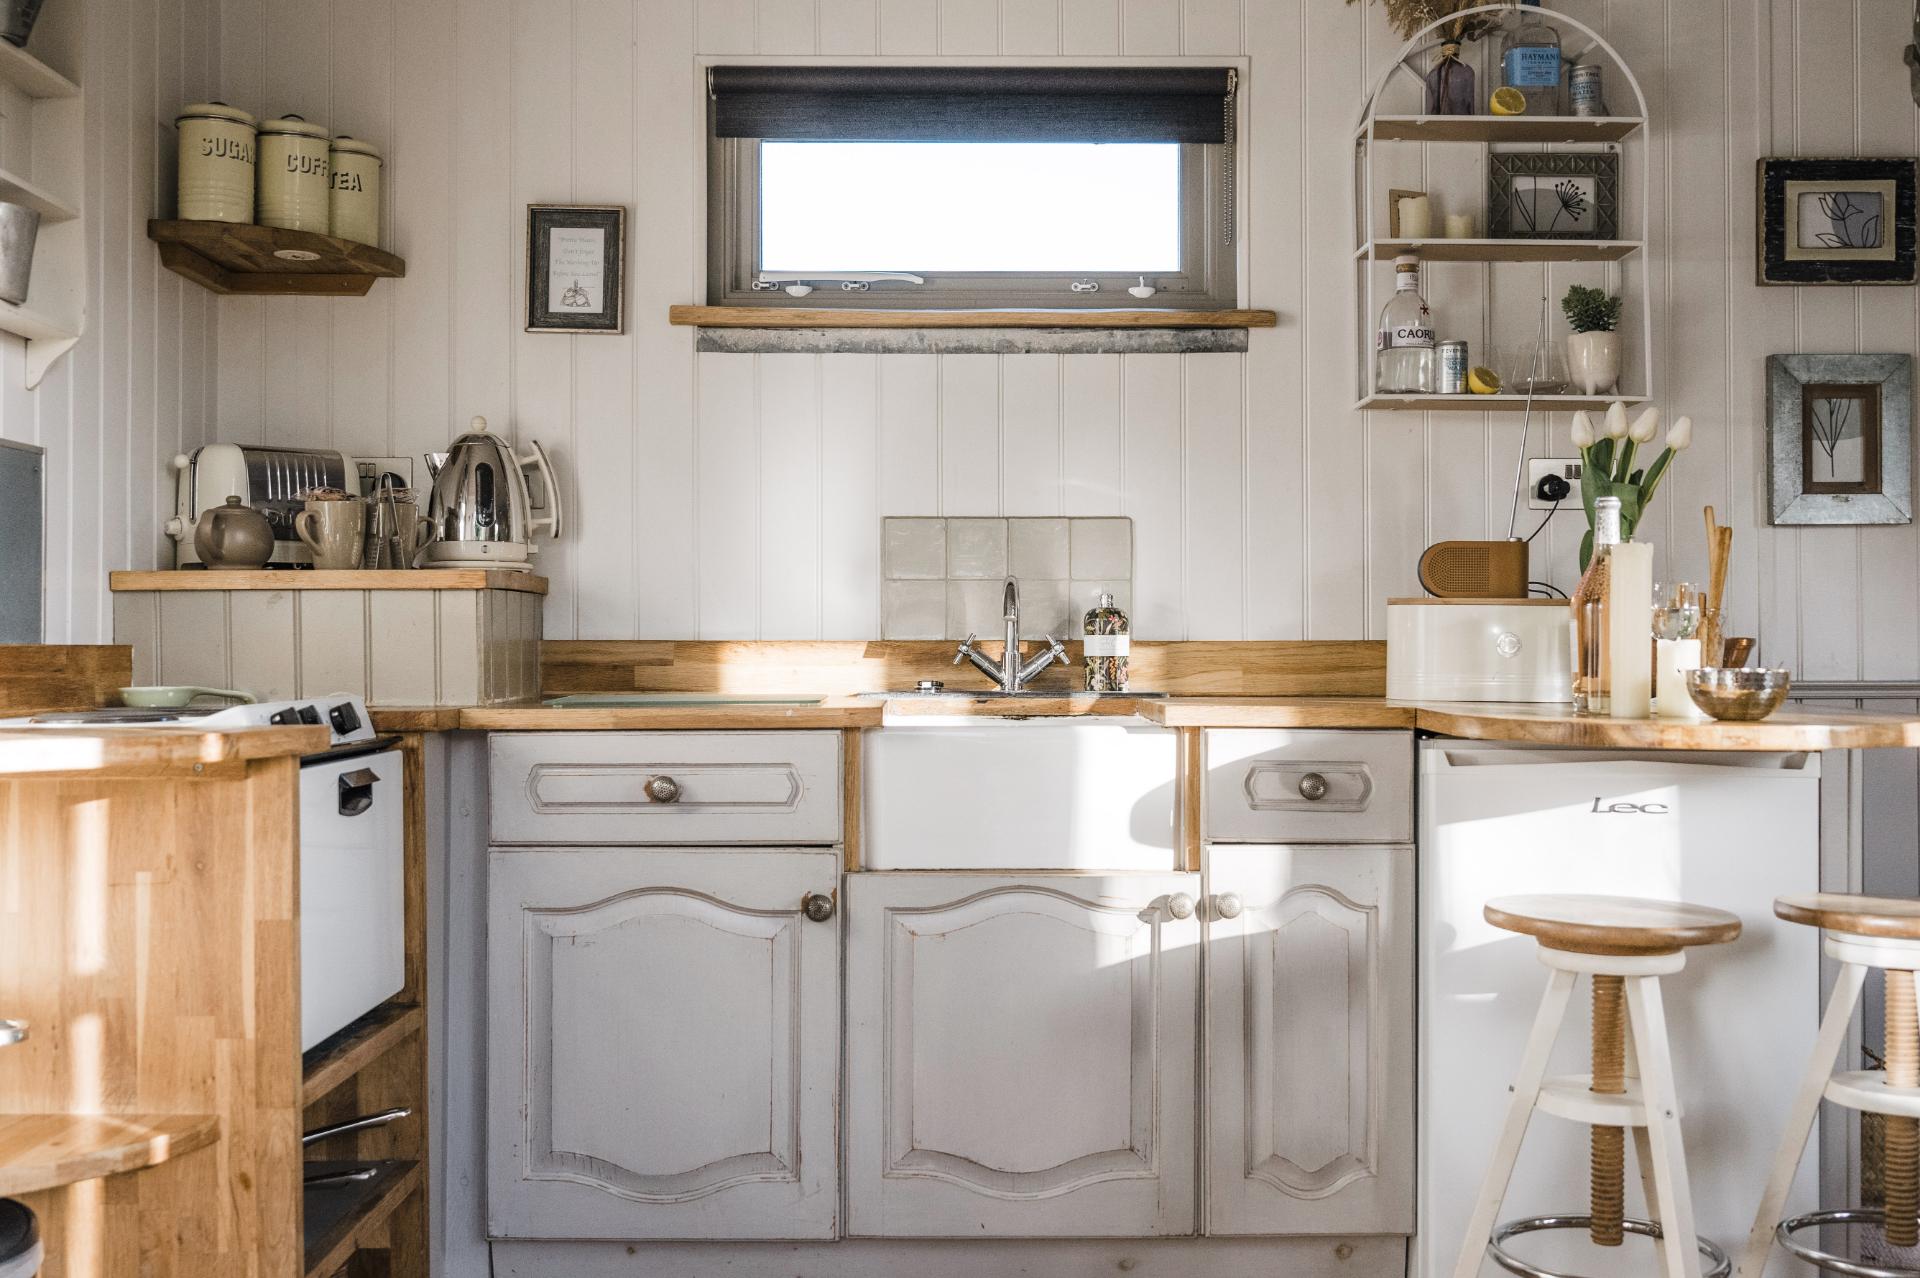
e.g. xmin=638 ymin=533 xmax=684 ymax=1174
xmin=1419 ymin=741 xmax=1825 ymax=1277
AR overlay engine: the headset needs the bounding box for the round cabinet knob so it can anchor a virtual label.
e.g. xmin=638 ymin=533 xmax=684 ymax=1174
xmin=1213 ymin=893 xmax=1244 ymax=921
xmin=1166 ymin=892 xmax=1196 ymax=920
xmin=644 ymin=774 xmax=682 ymax=804
xmin=1297 ymin=772 xmax=1330 ymax=802
xmin=802 ymin=893 xmax=836 ymax=923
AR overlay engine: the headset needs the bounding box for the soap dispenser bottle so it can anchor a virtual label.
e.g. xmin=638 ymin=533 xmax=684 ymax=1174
xmin=1083 ymin=592 xmax=1130 ymax=692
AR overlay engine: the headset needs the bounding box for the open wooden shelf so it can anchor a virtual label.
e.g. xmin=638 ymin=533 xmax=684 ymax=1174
xmin=1356 ymin=392 xmax=1648 ymax=413
xmin=304 ymin=1002 xmax=424 ymax=1105
xmin=0 ymin=165 xmax=75 ymax=222
xmin=669 ymin=304 xmax=1278 ymax=329
xmin=1357 ymin=238 xmax=1642 ymax=263
xmin=1362 ymin=113 xmax=1643 ymax=143
xmin=0 ymin=42 xmax=78 ymax=99
xmin=302 ymin=1159 xmax=422 ymax=1278
xmin=0 ymin=1112 xmax=220 ymax=1194
xmin=148 ymin=220 xmax=406 ymax=297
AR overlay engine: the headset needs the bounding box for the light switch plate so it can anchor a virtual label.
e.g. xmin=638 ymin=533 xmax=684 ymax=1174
xmin=1528 ymin=457 xmax=1584 ymax=510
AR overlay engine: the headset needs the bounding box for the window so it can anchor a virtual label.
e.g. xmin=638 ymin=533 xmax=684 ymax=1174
xmin=707 ymin=66 xmax=1238 ymax=310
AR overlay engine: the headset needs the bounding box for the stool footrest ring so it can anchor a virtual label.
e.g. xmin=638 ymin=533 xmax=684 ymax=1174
xmin=1777 ymin=1207 xmax=1920 ymax=1278
xmin=1487 ymin=1214 xmax=1731 ymax=1278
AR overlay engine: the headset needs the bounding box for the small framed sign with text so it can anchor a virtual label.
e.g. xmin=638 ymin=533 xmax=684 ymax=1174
xmin=526 ymin=205 xmax=625 ymax=333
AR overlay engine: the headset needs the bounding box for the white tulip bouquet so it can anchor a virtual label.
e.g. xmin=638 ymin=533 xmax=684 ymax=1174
xmin=1570 ymin=400 xmax=1692 ymax=570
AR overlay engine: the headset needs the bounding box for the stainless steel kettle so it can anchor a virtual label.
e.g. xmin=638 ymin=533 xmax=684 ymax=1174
xmin=421 ymin=417 xmax=563 ymax=568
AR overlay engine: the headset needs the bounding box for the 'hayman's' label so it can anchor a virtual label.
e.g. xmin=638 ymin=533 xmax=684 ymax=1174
xmin=1503 ymin=46 xmax=1560 ymax=87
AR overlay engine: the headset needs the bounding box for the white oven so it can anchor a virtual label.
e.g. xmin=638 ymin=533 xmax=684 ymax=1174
xmin=299 ymin=742 xmax=406 ymax=1051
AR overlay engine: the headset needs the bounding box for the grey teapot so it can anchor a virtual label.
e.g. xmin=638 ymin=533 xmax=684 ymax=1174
xmin=194 ymin=494 xmax=275 ymax=570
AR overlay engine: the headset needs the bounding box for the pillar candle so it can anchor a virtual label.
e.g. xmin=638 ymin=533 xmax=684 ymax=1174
xmin=1444 ymin=212 xmax=1475 ymax=238
xmin=1607 ymin=541 xmax=1654 ymax=718
xmin=1656 ymin=638 xmax=1705 ymax=719
xmin=1397 ymin=194 xmax=1432 ymax=239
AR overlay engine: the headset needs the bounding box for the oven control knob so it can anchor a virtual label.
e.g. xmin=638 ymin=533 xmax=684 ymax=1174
xmin=644 ymin=775 xmax=682 ymax=804
xmin=802 ymin=893 xmax=836 ymax=923
xmin=1298 ymin=772 xmax=1331 ymax=801
xmin=1496 ymin=631 xmax=1523 ymax=658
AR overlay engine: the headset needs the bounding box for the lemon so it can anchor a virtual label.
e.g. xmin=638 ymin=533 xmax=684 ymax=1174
xmin=1467 ymin=366 xmax=1502 ymax=395
xmin=1488 ymin=86 xmax=1527 ymax=116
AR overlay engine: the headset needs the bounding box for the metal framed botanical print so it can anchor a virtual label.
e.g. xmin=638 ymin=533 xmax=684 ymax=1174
xmin=1767 ymin=353 xmax=1912 ymax=525
xmin=526 ymin=205 xmax=626 ymax=333
xmin=1488 ymin=151 xmax=1620 ymax=241
xmin=1757 ymin=158 xmax=1917 ymax=285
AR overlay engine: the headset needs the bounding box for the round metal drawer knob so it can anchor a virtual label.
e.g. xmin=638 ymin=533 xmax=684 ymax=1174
xmin=1166 ymin=892 xmax=1196 ymax=920
xmin=644 ymin=774 xmax=682 ymax=804
xmin=1213 ymin=892 xmax=1244 ymax=920
xmin=802 ymin=893 xmax=836 ymax=923
xmin=1297 ymin=772 xmax=1331 ymax=802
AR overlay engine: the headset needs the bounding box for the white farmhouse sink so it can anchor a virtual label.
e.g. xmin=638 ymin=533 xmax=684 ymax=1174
xmin=862 ymin=716 xmax=1178 ymax=871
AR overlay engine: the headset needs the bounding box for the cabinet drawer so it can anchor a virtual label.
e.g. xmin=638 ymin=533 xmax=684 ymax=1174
xmin=489 ymin=731 xmax=842 ymax=845
xmin=1205 ymin=730 xmax=1413 ymax=844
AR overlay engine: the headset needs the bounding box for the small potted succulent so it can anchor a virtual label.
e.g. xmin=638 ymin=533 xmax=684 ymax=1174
xmin=1562 ymin=284 xmax=1623 ymax=395
xmin=1571 ymin=401 xmax=1692 ymax=570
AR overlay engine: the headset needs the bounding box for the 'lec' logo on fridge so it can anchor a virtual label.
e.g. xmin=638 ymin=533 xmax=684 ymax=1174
xmin=1590 ymin=797 xmax=1670 ymax=814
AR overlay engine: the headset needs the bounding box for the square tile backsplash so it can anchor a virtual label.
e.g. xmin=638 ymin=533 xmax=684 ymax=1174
xmin=881 ymin=517 xmax=1132 ymax=640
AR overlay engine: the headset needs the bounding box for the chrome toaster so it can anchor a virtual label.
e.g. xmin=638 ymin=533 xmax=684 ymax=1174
xmin=167 ymin=444 xmax=361 ymax=567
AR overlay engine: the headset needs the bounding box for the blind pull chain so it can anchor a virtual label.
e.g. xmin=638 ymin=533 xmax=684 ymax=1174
xmin=1223 ymin=68 xmax=1238 ymax=247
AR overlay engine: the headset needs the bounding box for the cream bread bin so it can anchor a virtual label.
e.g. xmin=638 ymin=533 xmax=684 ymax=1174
xmin=1386 ymin=597 xmax=1572 ymax=703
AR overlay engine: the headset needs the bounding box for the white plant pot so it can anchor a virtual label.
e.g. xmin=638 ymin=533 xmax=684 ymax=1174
xmin=1566 ymin=331 xmax=1621 ymax=395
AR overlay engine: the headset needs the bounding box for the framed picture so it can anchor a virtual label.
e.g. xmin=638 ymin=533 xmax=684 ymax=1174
xmin=1767 ymin=353 xmax=1912 ymax=525
xmin=1757 ymin=158 xmax=1916 ymax=285
xmin=1387 ymin=187 xmax=1425 ymax=238
xmin=1488 ymin=151 xmax=1620 ymax=241
xmin=526 ymin=205 xmax=625 ymax=333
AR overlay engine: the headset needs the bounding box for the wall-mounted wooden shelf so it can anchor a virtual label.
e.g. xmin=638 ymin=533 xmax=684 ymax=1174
xmin=1357 ymin=238 xmax=1642 ymax=263
xmin=0 ymin=42 xmax=78 ymax=99
xmin=0 ymin=1112 xmax=220 ymax=1194
xmin=1355 ymin=392 xmax=1648 ymax=413
xmin=669 ymin=304 xmax=1279 ymax=329
xmin=112 ymin=568 xmax=548 ymax=594
xmin=1362 ymin=114 xmax=1643 ymax=143
xmin=148 ymin=220 xmax=406 ymax=297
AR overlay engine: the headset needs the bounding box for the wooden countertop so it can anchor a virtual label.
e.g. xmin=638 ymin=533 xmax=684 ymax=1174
xmin=0 ymin=723 xmax=329 ymax=779
xmin=110 ymin=568 xmax=549 ymax=594
xmin=370 ymin=695 xmax=1920 ymax=750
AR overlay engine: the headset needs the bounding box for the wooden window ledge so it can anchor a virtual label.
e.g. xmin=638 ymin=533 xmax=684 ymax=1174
xmin=668 ymin=305 xmax=1278 ymax=330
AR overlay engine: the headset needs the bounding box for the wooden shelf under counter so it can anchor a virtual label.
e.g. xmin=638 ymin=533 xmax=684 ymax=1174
xmin=111 ymin=568 xmax=549 ymax=594
xmin=0 ymin=1113 xmax=220 ymax=1195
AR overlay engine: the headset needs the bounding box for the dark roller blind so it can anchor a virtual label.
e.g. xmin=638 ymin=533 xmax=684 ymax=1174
xmin=709 ymin=65 xmax=1235 ymax=143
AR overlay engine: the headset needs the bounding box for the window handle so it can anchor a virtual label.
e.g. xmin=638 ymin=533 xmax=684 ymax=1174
xmin=1070 ymin=279 xmax=1101 ymax=293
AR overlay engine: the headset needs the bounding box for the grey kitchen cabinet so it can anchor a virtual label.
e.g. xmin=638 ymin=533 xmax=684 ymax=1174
xmin=1204 ymin=842 xmax=1415 ymax=1236
xmin=486 ymin=847 xmax=842 ymax=1240
xmin=843 ymin=870 xmax=1201 ymax=1238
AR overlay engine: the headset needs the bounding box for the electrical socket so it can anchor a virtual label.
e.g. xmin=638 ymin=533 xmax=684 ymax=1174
xmin=1527 ymin=457 xmax=1583 ymax=511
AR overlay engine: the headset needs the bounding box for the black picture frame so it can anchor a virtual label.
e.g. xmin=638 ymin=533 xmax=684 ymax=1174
xmin=1487 ymin=151 xmax=1620 ymax=241
xmin=1757 ymin=158 xmax=1917 ymax=285
xmin=526 ymin=205 xmax=626 ymax=333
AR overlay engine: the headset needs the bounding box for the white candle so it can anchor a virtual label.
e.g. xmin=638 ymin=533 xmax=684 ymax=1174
xmin=1607 ymin=541 xmax=1654 ymax=718
xmin=1397 ymin=194 xmax=1432 ymax=239
xmin=1444 ymin=212 xmax=1475 ymax=239
xmin=1656 ymin=638 xmax=1705 ymax=719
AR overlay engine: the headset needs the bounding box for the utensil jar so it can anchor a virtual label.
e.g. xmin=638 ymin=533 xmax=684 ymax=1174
xmin=176 ymin=102 xmax=257 ymax=223
xmin=328 ymin=136 xmax=381 ymax=247
xmin=257 ymin=115 xmax=331 ymax=233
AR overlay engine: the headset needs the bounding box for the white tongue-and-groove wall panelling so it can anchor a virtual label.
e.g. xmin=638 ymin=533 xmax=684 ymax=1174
xmin=198 ymin=0 xmax=1919 ymax=680
xmin=2 ymin=0 xmax=220 ymax=641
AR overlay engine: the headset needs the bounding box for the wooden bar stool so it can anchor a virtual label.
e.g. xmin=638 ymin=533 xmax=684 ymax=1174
xmin=1737 ymin=894 xmax=1920 ymax=1277
xmin=1453 ymin=894 xmax=1742 ymax=1278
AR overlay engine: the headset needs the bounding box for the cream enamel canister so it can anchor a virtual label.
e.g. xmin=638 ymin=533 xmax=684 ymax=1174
xmin=257 ymin=115 xmax=330 ymax=233
xmin=175 ymin=102 xmax=256 ymax=223
xmin=327 ymin=136 xmax=381 ymax=247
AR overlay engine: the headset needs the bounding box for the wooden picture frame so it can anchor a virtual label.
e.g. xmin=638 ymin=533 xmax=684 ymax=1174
xmin=1757 ymin=158 xmax=1917 ymax=285
xmin=1487 ymin=151 xmax=1620 ymax=241
xmin=1386 ymin=188 xmax=1426 ymax=238
xmin=526 ymin=205 xmax=626 ymax=333
xmin=1768 ymin=353 xmax=1912 ymax=525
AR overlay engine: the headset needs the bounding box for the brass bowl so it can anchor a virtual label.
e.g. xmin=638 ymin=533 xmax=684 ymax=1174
xmin=1685 ymin=667 xmax=1792 ymax=722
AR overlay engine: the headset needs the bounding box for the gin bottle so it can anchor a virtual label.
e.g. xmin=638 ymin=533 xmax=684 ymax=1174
xmin=1376 ymin=254 xmax=1435 ymax=394
xmin=1572 ymin=495 xmax=1622 ymax=714
xmin=1499 ymin=0 xmax=1563 ymax=115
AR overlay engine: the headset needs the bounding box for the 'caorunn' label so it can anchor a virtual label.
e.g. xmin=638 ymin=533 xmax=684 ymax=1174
xmin=1378 ymin=325 xmax=1436 ymax=349
xmin=1083 ymin=634 xmax=1130 ymax=658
